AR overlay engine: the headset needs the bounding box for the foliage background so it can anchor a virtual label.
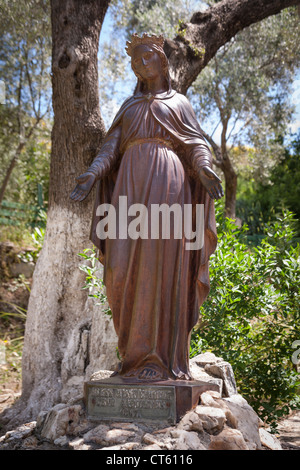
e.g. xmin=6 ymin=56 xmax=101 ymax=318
xmin=191 ymin=203 xmax=300 ymax=429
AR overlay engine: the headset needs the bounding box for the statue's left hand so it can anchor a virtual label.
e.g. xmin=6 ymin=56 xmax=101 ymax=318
xmin=198 ymin=166 xmax=224 ymax=200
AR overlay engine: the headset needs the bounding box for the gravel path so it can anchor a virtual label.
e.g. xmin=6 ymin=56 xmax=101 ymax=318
xmin=277 ymin=410 xmax=300 ymax=450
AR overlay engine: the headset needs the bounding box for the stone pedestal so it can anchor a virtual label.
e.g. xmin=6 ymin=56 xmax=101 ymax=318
xmin=84 ymin=375 xmax=221 ymax=425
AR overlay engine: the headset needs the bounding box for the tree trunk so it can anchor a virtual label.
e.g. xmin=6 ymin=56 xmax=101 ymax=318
xmin=1 ymin=0 xmax=118 ymax=428
xmin=0 ymin=119 xmax=42 ymax=204
xmin=199 ymin=126 xmax=237 ymax=219
xmin=0 ymin=142 xmax=25 ymax=205
xmin=221 ymin=159 xmax=238 ymax=220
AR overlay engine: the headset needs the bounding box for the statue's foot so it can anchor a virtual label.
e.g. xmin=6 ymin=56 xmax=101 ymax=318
xmin=110 ymin=362 xmax=122 ymax=377
xmin=137 ymin=365 xmax=163 ymax=381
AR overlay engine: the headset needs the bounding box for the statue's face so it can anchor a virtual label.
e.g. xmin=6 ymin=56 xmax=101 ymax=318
xmin=132 ymin=44 xmax=163 ymax=81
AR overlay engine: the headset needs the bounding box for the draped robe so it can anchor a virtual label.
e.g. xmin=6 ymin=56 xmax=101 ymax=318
xmin=89 ymin=89 xmax=217 ymax=381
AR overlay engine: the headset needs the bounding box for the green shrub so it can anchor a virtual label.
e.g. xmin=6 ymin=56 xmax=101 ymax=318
xmin=78 ymin=248 xmax=112 ymax=318
xmin=193 ymin=205 xmax=300 ymax=430
xmin=236 ymin=133 xmax=300 ymax=239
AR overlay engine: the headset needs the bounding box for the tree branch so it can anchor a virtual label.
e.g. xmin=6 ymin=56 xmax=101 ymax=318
xmin=165 ymin=0 xmax=300 ymax=93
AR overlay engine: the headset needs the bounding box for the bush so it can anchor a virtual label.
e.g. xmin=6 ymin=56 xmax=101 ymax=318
xmin=236 ymin=132 xmax=300 ymax=238
xmin=193 ymin=205 xmax=300 ymax=430
xmin=78 ymin=248 xmax=112 ymax=318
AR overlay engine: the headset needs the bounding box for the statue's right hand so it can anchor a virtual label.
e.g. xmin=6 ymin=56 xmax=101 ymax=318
xmin=70 ymin=172 xmax=96 ymax=202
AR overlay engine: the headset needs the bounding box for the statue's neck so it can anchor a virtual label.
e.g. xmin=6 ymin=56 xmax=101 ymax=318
xmin=141 ymin=76 xmax=167 ymax=96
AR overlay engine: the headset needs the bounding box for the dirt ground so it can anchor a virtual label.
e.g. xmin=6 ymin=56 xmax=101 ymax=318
xmin=276 ymin=410 xmax=300 ymax=450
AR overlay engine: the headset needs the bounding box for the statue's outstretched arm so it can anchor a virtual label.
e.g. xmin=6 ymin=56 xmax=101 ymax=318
xmin=70 ymin=125 xmax=122 ymax=202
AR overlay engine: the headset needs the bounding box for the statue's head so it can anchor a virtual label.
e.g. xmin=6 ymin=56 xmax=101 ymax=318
xmin=126 ymin=33 xmax=171 ymax=94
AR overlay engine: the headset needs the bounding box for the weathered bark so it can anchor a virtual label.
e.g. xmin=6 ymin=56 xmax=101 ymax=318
xmin=0 ymin=143 xmax=25 ymax=205
xmin=221 ymin=159 xmax=238 ymax=219
xmin=1 ymin=0 xmax=119 ymax=428
xmin=165 ymin=0 xmax=300 ymax=93
xmin=200 ymin=127 xmax=237 ymax=219
xmin=49 ymin=0 xmax=106 ymax=208
xmin=0 ymin=63 xmax=46 ymax=205
xmin=0 ymin=119 xmax=43 ymax=205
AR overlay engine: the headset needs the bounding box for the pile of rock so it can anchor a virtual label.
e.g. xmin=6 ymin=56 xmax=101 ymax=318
xmin=0 ymin=353 xmax=282 ymax=451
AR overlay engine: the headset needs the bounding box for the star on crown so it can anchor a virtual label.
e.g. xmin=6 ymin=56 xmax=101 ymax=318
xmin=125 ymin=33 xmax=165 ymax=57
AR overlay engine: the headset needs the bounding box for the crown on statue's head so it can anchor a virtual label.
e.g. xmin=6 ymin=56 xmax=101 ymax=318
xmin=125 ymin=33 xmax=165 ymax=57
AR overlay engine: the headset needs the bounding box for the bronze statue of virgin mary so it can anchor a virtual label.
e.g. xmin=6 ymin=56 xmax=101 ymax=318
xmin=71 ymin=33 xmax=223 ymax=382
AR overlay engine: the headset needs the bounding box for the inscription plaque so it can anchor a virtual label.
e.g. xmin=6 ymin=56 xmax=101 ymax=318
xmin=85 ymin=383 xmax=176 ymax=424
xmin=84 ymin=376 xmax=221 ymax=424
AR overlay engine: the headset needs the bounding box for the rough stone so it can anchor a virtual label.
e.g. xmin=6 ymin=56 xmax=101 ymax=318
xmin=82 ymin=423 xmax=110 ymax=444
xmin=189 ymin=356 xmax=223 ymax=392
xmin=68 ymin=437 xmax=86 ymax=450
xmin=142 ymin=433 xmax=163 ymax=446
xmin=22 ymin=435 xmax=39 ymax=449
xmin=194 ymin=406 xmax=226 ymax=434
xmin=152 ymin=426 xmax=174 ymax=435
xmin=99 ymin=444 xmax=122 ymax=450
xmin=112 ymin=422 xmax=142 ymax=433
xmin=38 ymin=404 xmax=82 ymax=441
xmin=105 ymin=428 xmax=137 ymax=445
xmin=2 ymin=421 xmax=36 ymax=442
xmin=205 ymin=361 xmax=237 ymax=396
xmin=209 ymin=427 xmax=249 ymax=450
xmin=200 ymin=391 xmax=220 ymax=408
xmin=149 ymin=428 xmax=177 ymax=450
xmin=190 ymin=352 xmax=223 ymax=367
xmin=143 ymin=444 xmax=162 ymax=450
xmin=83 ymin=424 xmax=136 ymax=446
xmin=177 ymin=409 xmax=204 ymax=432
xmin=54 ymin=435 xmax=69 ymax=446
xmin=89 ymin=370 xmax=114 ymax=381
xmin=120 ymin=441 xmax=141 ymax=450
xmin=200 ymin=391 xmax=238 ymax=428
xmin=259 ymin=428 xmax=282 ymax=450
xmin=2 ymin=396 xmax=286 ymax=451
xmin=171 ymin=429 xmax=207 ymax=450
xmin=223 ymin=394 xmax=261 ymax=450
